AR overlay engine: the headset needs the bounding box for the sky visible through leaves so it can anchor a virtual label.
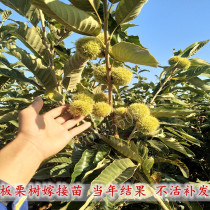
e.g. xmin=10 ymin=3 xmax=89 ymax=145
xmin=0 ymin=0 xmax=210 ymax=83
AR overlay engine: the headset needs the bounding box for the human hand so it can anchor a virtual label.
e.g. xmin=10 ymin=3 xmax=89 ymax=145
xmin=17 ymin=97 xmax=91 ymax=161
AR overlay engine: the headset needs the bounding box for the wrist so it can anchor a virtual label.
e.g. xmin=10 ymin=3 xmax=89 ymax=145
xmin=15 ymin=133 xmax=45 ymax=163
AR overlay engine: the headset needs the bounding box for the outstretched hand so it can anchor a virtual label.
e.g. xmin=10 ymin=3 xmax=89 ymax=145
xmin=18 ymin=97 xmax=91 ymax=160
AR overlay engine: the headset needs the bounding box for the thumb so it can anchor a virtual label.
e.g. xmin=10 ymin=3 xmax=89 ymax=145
xmin=30 ymin=96 xmax=44 ymax=114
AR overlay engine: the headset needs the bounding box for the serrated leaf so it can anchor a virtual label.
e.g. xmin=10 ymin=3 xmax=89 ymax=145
xmin=0 ymin=0 xmax=40 ymax=26
xmin=12 ymin=22 xmax=49 ymax=64
xmin=69 ymin=0 xmax=100 ymax=12
xmin=115 ymin=0 xmax=148 ymax=25
xmin=101 ymin=136 xmax=142 ymax=163
xmin=179 ymin=40 xmax=209 ymax=58
xmin=165 ymin=127 xmax=202 ymax=146
xmin=111 ymin=42 xmax=158 ymax=67
xmin=71 ymin=149 xmax=96 ymax=183
xmin=63 ymin=52 xmax=88 ymax=90
xmin=158 ymin=137 xmax=193 ymax=157
xmin=32 ymin=0 xmax=101 ymax=36
xmin=91 ymin=158 xmax=137 ymax=186
xmin=6 ymin=44 xmax=57 ymax=90
xmin=155 ymin=158 xmax=189 ymax=178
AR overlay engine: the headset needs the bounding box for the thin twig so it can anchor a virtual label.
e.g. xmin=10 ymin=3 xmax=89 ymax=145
xmin=127 ymin=124 xmax=137 ymax=143
xmin=39 ymin=10 xmax=58 ymax=89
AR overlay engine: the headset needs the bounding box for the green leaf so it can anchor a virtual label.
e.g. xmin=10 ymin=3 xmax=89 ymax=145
xmin=69 ymin=0 xmax=100 ymax=12
xmin=0 ymin=0 xmax=40 ymax=26
xmin=147 ymin=140 xmax=169 ymax=153
xmin=33 ymin=163 xmax=71 ymax=180
xmin=111 ymin=42 xmax=159 ymax=67
xmin=47 ymin=157 xmax=72 ymax=164
xmin=178 ymin=65 xmax=210 ymax=80
xmin=188 ymin=77 xmax=210 ymax=92
xmin=178 ymin=40 xmax=209 ymax=58
xmin=142 ymin=157 xmax=154 ymax=174
xmin=91 ymin=158 xmax=137 ymax=186
xmin=165 ymin=127 xmax=202 ymax=146
xmin=6 ymin=44 xmax=57 ymax=90
xmin=155 ymin=157 xmax=189 ymax=178
xmin=12 ymin=22 xmax=49 ymax=64
xmin=151 ymin=107 xmax=198 ymax=118
xmin=158 ymin=137 xmax=193 ymax=157
xmin=0 ymin=97 xmax=31 ymax=103
xmin=0 ymin=111 xmax=18 ymax=123
xmin=63 ymin=52 xmax=88 ymax=90
xmin=1 ymin=9 xmax=12 ymax=22
xmin=71 ymin=149 xmax=96 ymax=183
xmin=115 ymin=0 xmax=148 ymax=25
xmin=101 ymin=136 xmax=142 ymax=163
xmin=156 ymin=93 xmax=187 ymax=106
xmin=0 ymin=66 xmax=42 ymax=87
xmin=32 ymin=0 xmax=101 ymax=36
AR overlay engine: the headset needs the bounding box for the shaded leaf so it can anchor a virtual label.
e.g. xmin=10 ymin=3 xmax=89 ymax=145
xmin=158 ymin=137 xmax=193 ymax=157
xmin=0 ymin=0 xmax=40 ymax=26
xmin=6 ymin=44 xmax=57 ymax=90
xmin=155 ymin=157 xmax=189 ymax=178
xmin=63 ymin=52 xmax=88 ymax=90
xmin=165 ymin=127 xmax=202 ymax=146
xmin=69 ymin=0 xmax=100 ymax=12
xmin=32 ymin=0 xmax=101 ymax=36
xmin=111 ymin=41 xmax=158 ymax=67
xmin=188 ymin=77 xmax=210 ymax=92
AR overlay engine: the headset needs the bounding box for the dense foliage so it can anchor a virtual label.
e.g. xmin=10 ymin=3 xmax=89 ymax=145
xmin=0 ymin=0 xmax=209 ymax=209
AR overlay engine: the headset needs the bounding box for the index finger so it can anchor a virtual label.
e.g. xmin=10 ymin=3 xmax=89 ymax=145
xmin=45 ymin=105 xmax=69 ymax=118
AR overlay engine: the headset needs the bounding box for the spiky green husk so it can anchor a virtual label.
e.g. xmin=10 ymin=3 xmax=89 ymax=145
xmin=94 ymin=92 xmax=109 ymax=103
xmin=93 ymin=65 xmax=107 ymax=84
xmin=72 ymin=92 xmax=94 ymax=104
xmin=136 ymin=115 xmax=160 ymax=135
xmin=93 ymin=66 xmax=133 ymax=85
xmin=112 ymin=67 xmax=133 ymax=86
xmin=169 ymin=56 xmax=191 ymax=69
xmin=46 ymin=90 xmax=63 ymax=102
xmin=68 ymin=100 xmax=93 ymax=116
xmin=76 ymin=37 xmax=102 ymax=60
xmin=92 ymin=102 xmax=111 ymax=117
xmin=114 ymin=107 xmax=133 ymax=130
xmin=96 ymin=33 xmax=105 ymax=44
xmin=128 ymin=103 xmax=150 ymax=120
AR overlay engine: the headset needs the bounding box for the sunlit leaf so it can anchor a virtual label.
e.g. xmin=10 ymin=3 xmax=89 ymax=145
xmin=115 ymin=0 xmax=148 ymax=25
xmin=111 ymin=42 xmax=158 ymax=67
